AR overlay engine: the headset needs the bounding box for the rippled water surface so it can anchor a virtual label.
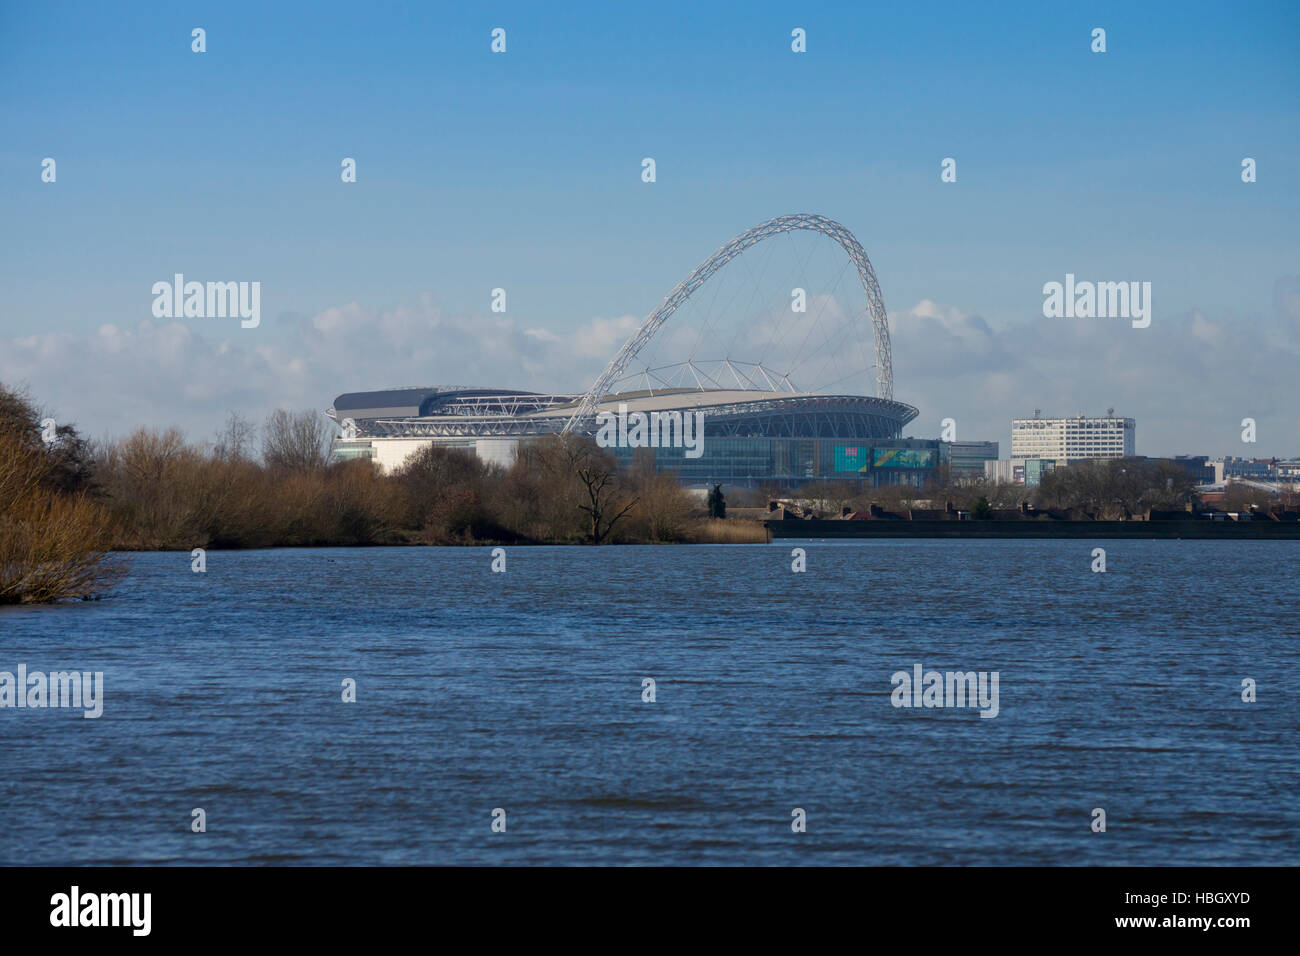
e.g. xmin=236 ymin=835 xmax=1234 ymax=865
xmin=1 ymin=540 xmax=1297 ymax=865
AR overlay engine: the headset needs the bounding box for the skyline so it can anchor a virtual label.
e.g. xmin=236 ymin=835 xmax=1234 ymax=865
xmin=2 ymin=0 xmax=1297 ymax=456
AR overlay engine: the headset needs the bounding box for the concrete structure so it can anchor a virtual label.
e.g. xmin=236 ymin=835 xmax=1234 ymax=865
xmin=945 ymin=441 xmax=1000 ymax=478
xmin=1010 ymin=413 xmax=1135 ymax=461
xmin=1211 ymin=457 xmax=1276 ymax=483
xmin=984 ymin=458 xmax=1057 ymax=487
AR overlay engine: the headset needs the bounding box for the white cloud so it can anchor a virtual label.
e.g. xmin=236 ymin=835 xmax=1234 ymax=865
xmin=0 ymin=303 xmax=635 ymax=442
xmin=2 ymin=297 xmax=1296 ymax=458
xmin=890 ymin=301 xmax=1300 ymax=456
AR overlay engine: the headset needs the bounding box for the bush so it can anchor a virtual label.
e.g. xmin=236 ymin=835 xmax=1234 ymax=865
xmin=0 ymin=386 xmax=124 ymax=603
xmin=0 ymin=488 xmax=124 ymax=604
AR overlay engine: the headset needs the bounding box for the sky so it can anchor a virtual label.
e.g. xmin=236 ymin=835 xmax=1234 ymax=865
xmin=1 ymin=0 xmax=1297 ymax=457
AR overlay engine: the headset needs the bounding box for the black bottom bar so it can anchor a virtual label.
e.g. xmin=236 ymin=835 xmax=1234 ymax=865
xmin=0 ymin=866 xmax=1283 ymax=942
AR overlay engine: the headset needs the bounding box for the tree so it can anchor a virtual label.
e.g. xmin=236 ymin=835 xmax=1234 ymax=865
xmin=0 ymin=383 xmax=41 ymax=445
xmin=555 ymin=435 xmax=638 ymax=544
xmin=0 ymin=382 xmax=123 ymax=603
xmin=624 ymin=450 xmax=694 ymax=542
xmin=262 ymin=409 xmax=333 ymax=474
xmin=508 ymin=437 xmax=589 ymax=542
xmin=1220 ymin=481 xmax=1278 ymax=514
xmin=393 ymin=443 xmax=501 ymax=541
xmin=213 ymin=411 xmax=257 ymax=462
xmin=1035 ymin=458 xmax=1198 ymax=518
xmin=0 ymin=383 xmax=96 ymax=494
xmin=707 ymin=483 xmax=726 ymax=519
xmin=971 ymin=495 xmax=992 ymax=520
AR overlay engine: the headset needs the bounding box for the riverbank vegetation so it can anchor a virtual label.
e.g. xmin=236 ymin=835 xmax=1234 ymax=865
xmin=0 ymin=386 xmax=124 ymax=603
xmin=92 ymin=417 xmax=716 ymax=549
xmin=5 ymin=381 xmax=1294 ymax=606
xmin=1 ymin=385 xmax=755 ymax=577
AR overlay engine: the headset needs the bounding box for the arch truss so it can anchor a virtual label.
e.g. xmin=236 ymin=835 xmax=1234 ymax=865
xmin=562 ymin=214 xmax=894 ymax=433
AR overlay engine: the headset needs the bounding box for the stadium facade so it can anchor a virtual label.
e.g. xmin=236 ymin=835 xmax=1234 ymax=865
xmin=328 ymin=214 xmax=966 ymax=488
xmin=329 ymin=383 xmax=932 ymax=487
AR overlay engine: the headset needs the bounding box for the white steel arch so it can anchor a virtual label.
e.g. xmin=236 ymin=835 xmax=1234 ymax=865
xmin=562 ymin=214 xmax=893 ymax=433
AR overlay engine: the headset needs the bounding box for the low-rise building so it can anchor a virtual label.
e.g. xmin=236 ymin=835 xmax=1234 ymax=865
xmin=944 ymin=441 xmax=1000 ymax=479
xmin=1211 ymin=457 xmax=1276 ymax=483
xmin=984 ymin=458 xmax=1058 ymax=487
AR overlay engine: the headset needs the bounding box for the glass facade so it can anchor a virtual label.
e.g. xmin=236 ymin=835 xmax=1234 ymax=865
xmin=332 ymin=440 xmax=375 ymax=461
xmin=611 ymin=438 xmax=942 ymax=487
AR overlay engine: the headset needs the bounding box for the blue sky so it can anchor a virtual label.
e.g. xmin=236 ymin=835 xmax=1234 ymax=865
xmin=2 ymin=1 xmax=1297 ymax=455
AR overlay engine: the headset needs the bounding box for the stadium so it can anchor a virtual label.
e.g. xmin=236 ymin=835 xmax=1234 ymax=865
xmin=328 ymin=214 xmax=935 ymax=488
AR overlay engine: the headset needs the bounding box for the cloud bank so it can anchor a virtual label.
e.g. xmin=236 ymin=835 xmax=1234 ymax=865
xmin=3 ymin=286 xmax=1296 ymax=458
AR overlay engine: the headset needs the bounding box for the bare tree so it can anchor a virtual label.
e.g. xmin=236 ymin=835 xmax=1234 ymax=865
xmin=1034 ymin=457 xmax=1197 ymax=517
xmin=262 ymin=409 xmax=333 ymax=474
xmin=803 ymin=479 xmax=857 ymax=516
xmin=556 ymin=435 xmax=638 ymax=544
xmin=625 ymin=449 xmax=694 ymax=541
xmin=1220 ymin=481 xmax=1278 ymax=514
xmin=213 ymin=411 xmax=257 ymax=462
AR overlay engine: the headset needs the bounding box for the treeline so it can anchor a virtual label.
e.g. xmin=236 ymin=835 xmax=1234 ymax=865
xmin=95 ymin=418 xmax=397 ymax=549
xmin=0 ymin=385 xmax=754 ymax=593
xmin=98 ymin=415 xmax=722 ymax=549
xmin=1033 ymin=458 xmax=1199 ymax=517
xmin=732 ymin=457 xmax=1290 ymax=520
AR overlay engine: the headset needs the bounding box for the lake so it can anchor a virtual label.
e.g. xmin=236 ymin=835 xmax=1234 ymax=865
xmin=1 ymin=540 xmax=1296 ymax=865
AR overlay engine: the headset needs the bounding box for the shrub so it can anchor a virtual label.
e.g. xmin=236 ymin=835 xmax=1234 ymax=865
xmin=0 ymin=386 xmax=124 ymax=603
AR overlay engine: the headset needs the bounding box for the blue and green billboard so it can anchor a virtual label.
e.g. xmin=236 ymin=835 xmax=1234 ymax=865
xmin=871 ymin=447 xmax=937 ymax=469
xmin=833 ymin=445 xmax=870 ymax=473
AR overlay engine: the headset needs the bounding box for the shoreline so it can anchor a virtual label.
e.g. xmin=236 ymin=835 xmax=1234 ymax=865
xmin=766 ymin=518 xmax=1300 ymax=539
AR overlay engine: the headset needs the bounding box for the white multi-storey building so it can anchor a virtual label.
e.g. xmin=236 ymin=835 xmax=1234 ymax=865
xmin=1010 ymin=414 xmax=1135 ymax=462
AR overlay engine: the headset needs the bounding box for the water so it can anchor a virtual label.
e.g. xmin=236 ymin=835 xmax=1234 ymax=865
xmin=1 ymin=540 xmax=1296 ymax=865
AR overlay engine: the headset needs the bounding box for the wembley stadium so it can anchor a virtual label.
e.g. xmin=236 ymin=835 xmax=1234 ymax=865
xmin=328 ymin=214 xmax=936 ymax=487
